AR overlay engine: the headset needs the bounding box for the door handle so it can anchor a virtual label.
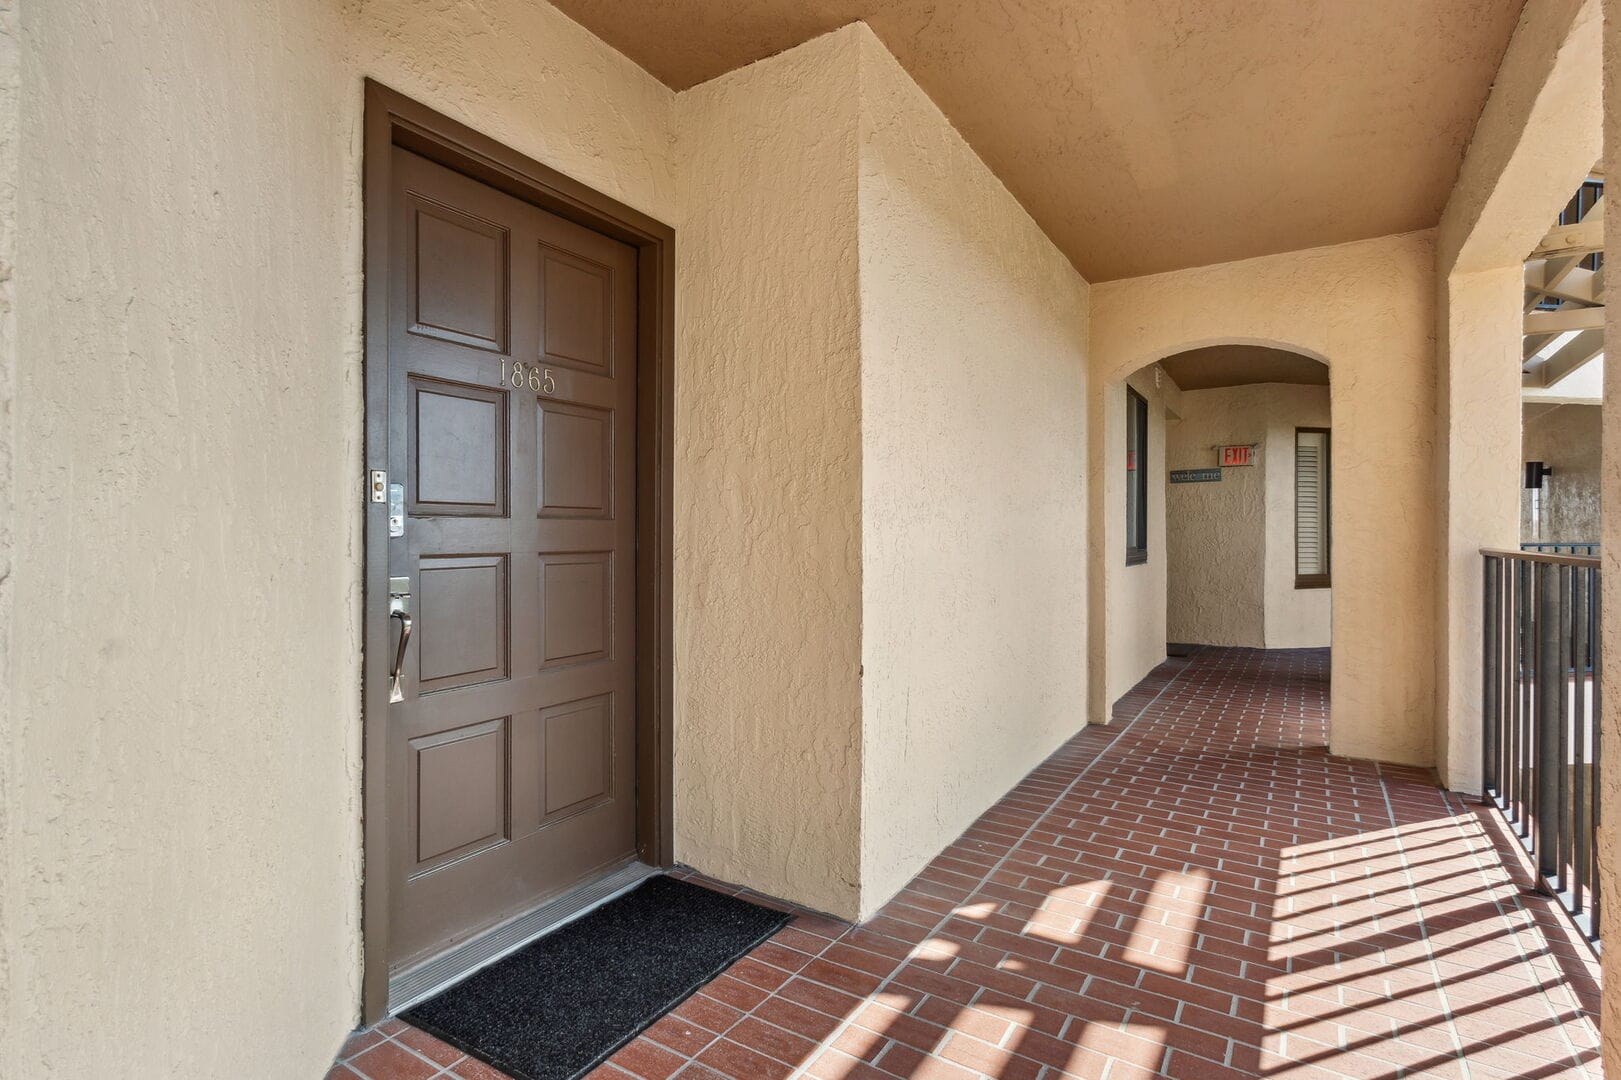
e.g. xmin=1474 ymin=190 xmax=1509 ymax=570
xmin=389 ymin=576 xmax=412 ymax=704
xmin=390 ymin=610 xmax=412 ymax=703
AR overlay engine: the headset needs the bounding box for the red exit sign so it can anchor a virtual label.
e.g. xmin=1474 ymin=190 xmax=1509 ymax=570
xmin=1221 ymin=445 xmax=1253 ymax=467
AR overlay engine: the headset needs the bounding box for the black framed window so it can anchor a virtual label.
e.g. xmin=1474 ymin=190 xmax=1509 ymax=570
xmin=1126 ymin=387 xmax=1148 ymax=566
xmin=1295 ymin=427 xmax=1330 ymax=588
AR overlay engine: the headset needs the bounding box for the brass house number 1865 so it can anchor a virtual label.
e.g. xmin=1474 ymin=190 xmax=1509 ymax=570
xmin=501 ymin=358 xmax=556 ymax=395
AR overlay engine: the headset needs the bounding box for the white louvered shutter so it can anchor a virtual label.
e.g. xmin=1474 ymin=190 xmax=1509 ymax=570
xmin=1295 ymin=430 xmax=1329 ymax=580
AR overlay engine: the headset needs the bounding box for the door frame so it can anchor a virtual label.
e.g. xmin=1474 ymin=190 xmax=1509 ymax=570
xmin=360 ymin=80 xmax=676 ymax=1023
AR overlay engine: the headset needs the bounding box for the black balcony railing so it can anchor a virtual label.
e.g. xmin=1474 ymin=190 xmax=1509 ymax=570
xmin=1482 ymin=548 xmax=1602 ymax=944
xmin=1522 ymin=541 xmax=1600 ymax=557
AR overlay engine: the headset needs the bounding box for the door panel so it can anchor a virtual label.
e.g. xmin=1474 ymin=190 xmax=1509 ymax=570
xmin=537 ymin=400 xmax=613 ymax=517
xmin=387 ymin=147 xmax=638 ymax=971
xmin=541 ymin=695 xmax=614 ymax=816
xmin=409 ymin=377 xmax=508 ymax=515
xmin=539 ymin=552 xmax=613 ymax=668
xmin=407 ymin=195 xmax=511 ymax=353
xmin=416 ymin=555 xmax=510 ymax=693
xmin=409 ymin=719 xmax=510 ymax=874
xmin=539 ymin=245 xmax=613 ymax=373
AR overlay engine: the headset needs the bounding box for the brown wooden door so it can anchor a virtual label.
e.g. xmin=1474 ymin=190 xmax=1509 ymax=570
xmin=385 ymin=147 xmax=637 ymax=971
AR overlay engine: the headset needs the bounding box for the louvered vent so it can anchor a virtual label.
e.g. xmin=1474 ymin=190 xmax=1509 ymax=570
xmin=1295 ymin=429 xmax=1330 ymax=585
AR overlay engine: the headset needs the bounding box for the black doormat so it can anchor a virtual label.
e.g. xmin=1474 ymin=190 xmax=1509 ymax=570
xmin=401 ymin=875 xmax=792 ymax=1080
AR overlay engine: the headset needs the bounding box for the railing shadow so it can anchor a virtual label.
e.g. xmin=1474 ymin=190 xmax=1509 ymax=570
xmin=689 ymin=650 xmax=1603 ymax=1080
xmin=644 ymin=649 xmax=1598 ymax=1080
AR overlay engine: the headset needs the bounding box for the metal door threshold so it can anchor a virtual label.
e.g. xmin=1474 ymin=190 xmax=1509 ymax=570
xmin=387 ymin=859 xmax=658 ymax=1014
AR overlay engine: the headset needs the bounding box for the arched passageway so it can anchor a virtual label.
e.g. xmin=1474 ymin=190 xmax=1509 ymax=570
xmin=1146 ymin=346 xmax=1332 ymax=665
xmin=1087 ymin=234 xmax=1436 ymax=769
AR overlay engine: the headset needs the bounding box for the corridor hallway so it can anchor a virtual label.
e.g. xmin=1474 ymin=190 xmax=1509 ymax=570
xmin=332 ymin=649 xmax=1602 ymax=1080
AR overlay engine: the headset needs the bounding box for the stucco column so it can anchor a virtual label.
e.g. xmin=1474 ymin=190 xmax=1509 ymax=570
xmin=1086 ymin=379 xmax=1110 ymax=725
xmin=1435 ymin=267 xmax=1524 ymax=793
xmin=1088 ymin=369 xmax=1174 ymax=725
xmin=1600 ymin=0 xmax=1621 ymax=1064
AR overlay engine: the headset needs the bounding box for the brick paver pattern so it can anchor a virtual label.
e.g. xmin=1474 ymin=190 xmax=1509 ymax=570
xmin=330 ymin=647 xmax=1601 ymax=1080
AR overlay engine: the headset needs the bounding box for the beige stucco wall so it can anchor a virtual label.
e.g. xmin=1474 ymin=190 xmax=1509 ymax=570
xmin=672 ymin=28 xmax=865 ymax=920
xmin=1164 ymin=383 xmax=1331 ymax=650
xmin=1262 ymin=385 xmax=1334 ymax=649
xmin=1090 ymin=233 xmax=1437 ymax=766
xmin=1089 ymin=366 xmax=1172 ymax=720
xmin=1166 ymin=386 xmax=1267 ymax=647
xmin=1437 ymin=0 xmax=1602 ymax=277
xmin=1599 ymin=0 xmax=1620 ymax=1065
xmin=1433 ymin=268 xmax=1525 ymax=793
xmin=0 ymin=0 xmax=15 ymax=1063
xmin=1522 ymin=404 xmax=1602 ymax=542
xmin=1433 ymin=0 xmax=1602 ymax=793
xmin=8 ymin=7 xmax=1096 ymax=1072
xmin=13 ymin=4 xmax=362 ymax=1078
xmin=347 ymin=4 xmax=678 ymax=217
xmin=855 ymin=30 xmax=1090 ymax=916
xmin=8 ymin=1 xmax=679 ymax=1076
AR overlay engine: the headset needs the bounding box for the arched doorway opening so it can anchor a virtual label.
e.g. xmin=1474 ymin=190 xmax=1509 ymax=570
xmin=1113 ymin=343 xmax=1333 ymax=742
xmin=1155 ymin=346 xmax=1332 ymax=660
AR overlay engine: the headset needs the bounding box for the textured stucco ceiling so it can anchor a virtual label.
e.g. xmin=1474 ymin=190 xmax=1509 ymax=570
xmin=1159 ymin=345 xmax=1329 ymax=390
xmin=551 ymin=0 xmax=1525 ymax=281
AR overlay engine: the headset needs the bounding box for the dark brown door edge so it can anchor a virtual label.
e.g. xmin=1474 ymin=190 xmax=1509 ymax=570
xmin=362 ymin=80 xmax=675 ymax=1024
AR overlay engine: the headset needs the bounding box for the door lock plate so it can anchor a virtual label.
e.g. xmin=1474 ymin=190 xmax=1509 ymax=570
xmin=388 ymin=483 xmax=405 ymax=538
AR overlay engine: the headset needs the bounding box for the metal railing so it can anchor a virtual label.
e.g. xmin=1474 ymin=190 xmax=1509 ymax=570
xmin=1482 ymin=548 xmax=1602 ymax=944
xmin=1520 ymin=546 xmax=1601 ymax=670
xmin=1522 ymin=541 xmax=1600 ymax=557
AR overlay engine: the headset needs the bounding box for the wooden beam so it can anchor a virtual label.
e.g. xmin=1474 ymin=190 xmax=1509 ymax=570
xmin=1525 ymin=305 xmax=1607 ymax=335
xmin=1524 ymin=328 xmax=1604 ymax=388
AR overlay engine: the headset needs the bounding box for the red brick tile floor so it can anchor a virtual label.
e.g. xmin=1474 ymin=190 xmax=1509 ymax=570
xmin=330 ymin=647 xmax=1601 ymax=1080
